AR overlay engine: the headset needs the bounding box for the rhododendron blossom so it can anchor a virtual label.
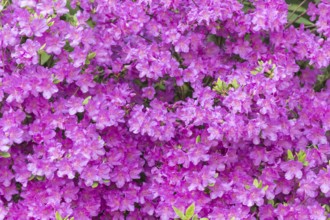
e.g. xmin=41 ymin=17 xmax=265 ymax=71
xmin=0 ymin=0 xmax=330 ymax=219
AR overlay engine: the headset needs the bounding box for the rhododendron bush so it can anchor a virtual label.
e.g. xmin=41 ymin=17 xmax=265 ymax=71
xmin=1 ymin=0 xmax=330 ymax=219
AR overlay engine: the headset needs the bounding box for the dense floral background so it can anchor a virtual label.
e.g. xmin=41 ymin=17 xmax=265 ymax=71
xmin=0 ymin=0 xmax=330 ymax=219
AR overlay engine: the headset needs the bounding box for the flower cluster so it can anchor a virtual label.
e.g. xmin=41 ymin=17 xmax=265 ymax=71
xmin=0 ymin=0 xmax=330 ymax=219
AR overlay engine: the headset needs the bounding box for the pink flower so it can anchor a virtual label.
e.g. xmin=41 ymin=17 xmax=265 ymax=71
xmin=280 ymin=160 xmax=303 ymax=180
xmin=12 ymin=39 xmax=40 ymax=65
xmin=142 ymin=86 xmax=156 ymax=99
xmin=66 ymin=97 xmax=84 ymax=115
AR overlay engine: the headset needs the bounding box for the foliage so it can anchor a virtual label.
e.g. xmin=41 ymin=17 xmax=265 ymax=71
xmin=173 ymin=203 xmax=208 ymax=220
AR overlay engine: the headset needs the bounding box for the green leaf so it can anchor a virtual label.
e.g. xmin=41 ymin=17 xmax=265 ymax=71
xmin=172 ymin=206 xmax=186 ymax=220
xmin=64 ymin=13 xmax=79 ymax=26
xmin=53 ymin=78 xmax=61 ymax=84
xmin=241 ymin=0 xmax=254 ymax=13
xmin=303 ymin=161 xmax=309 ymax=166
xmin=268 ymin=199 xmax=275 ymax=206
xmin=64 ymin=0 xmax=80 ymax=15
xmin=48 ymin=21 xmax=55 ymax=27
xmin=323 ymin=204 xmax=330 ymax=213
xmin=250 ymin=70 xmax=259 ymax=75
xmin=207 ymin=34 xmax=226 ymax=48
xmin=185 ymin=203 xmax=195 ymax=219
xmin=263 ymin=185 xmax=269 ymax=191
xmin=296 ymin=150 xmax=306 ymax=163
xmin=87 ymin=52 xmax=96 ymax=60
xmin=213 ymin=78 xmax=228 ymax=95
xmin=155 ymin=81 xmax=166 ymax=91
xmin=289 ymin=12 xmax=314 ymax=26
xmin=55 ymin=211 xmax=63 ymax=220
xmin=192 ymin=215 xmax=198 ymax=220
xmin=287 ymin=149 xmax=294 ymax=160
xmin=253 ymin=179 xmax=259 ymax=188
xmin=39 ymin=51 xmax=51 ymax=66
xmin=252 ymin=179 xmax=263 ymax=189
xmin=82 ymin=96 xmax=92 ymax=105
xmin=92 ymin=181 xmax=99 ymax=188
xmin=200 ymin=218 xmax=209 ymax=220
xmin=0 ymin=151 xmax=10 ymax=158
xmin=64 ymin=41 xmax=74 ymax=52
xmin=36 ymin=175 xmax=45 ymax=181
xmin=207 ymin=34 xmax=218 ymax=43
xmin=230 ymin=79 xmax=239 ymax=89
xmin=0 ymin=0 xmax=11 ymax=10
xmin=288 ymin=4 xmax=306 ymax=14
xmin=87 ymin=18 xmax=96 ymax=28
xmin=195 ymin=135 xmax=201 ymax=144
xmin=295 ymin=16 xmax=314 ymax=26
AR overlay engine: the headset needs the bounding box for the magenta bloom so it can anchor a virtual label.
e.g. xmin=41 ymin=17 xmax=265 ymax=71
xmin=12 ymin=39 xmax=40 ymax=65
xmin=1 ymin=0 xmax=330 ymax=219
xmin=280 ymin=160 xmax=303 ymax=180
xmin=66 ymin=97 xmax=84 ymax=115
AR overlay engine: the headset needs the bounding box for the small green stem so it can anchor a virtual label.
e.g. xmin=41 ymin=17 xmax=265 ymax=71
xmin=285 ymin=10 xmax=307 ymax=29
xmin=288 ymin=0 xmax=307 ymax=20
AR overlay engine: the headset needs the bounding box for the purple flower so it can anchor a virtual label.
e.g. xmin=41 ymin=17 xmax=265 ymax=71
xmin=210 ymin=179 xmax=233 ymax=199
xmin=0 ymin=24 xmax=18 ymax=47
xmin=31 ymin=19 xmax=49 ymax=37
xmin=36 ymin=78 xmax=59 ymax=99
xmin=53 ymin=0 xmax=69 ymax=15
xmin=280 ymin=160 xmax=303 ymax=180
xmin=45 ymin=35 xmax=65 ymax=55
xmin=12 ymin=39 xmax=40 ymax=65
xmin=297 ymin=172 xmax=319 ymax=198
xmin=142 ymin=86 xmax=156 ymax=99
xmin=57 ymin=159 xmax=75 ymax=179
xmin=317 ymin=169 xmax=330 ymax=194
xmin=18 ymin=0 xmax=36 ymax=7
xmin=1 ymin=0 xmax=330 ymax=218
xmin=81 ymin=163 xmax=110 ymax=186
xmin=70 ymin=48 xmax=88 ymax=68
xmin=174 ymin=37 xmax=190 ymax=53
xmin=66 ymin=97 xmax=84 ymax=115
xmin=236 ymin=186 xmax=265 ymax=207
xmin=207 ymin=124 xmax=223 ymax=141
